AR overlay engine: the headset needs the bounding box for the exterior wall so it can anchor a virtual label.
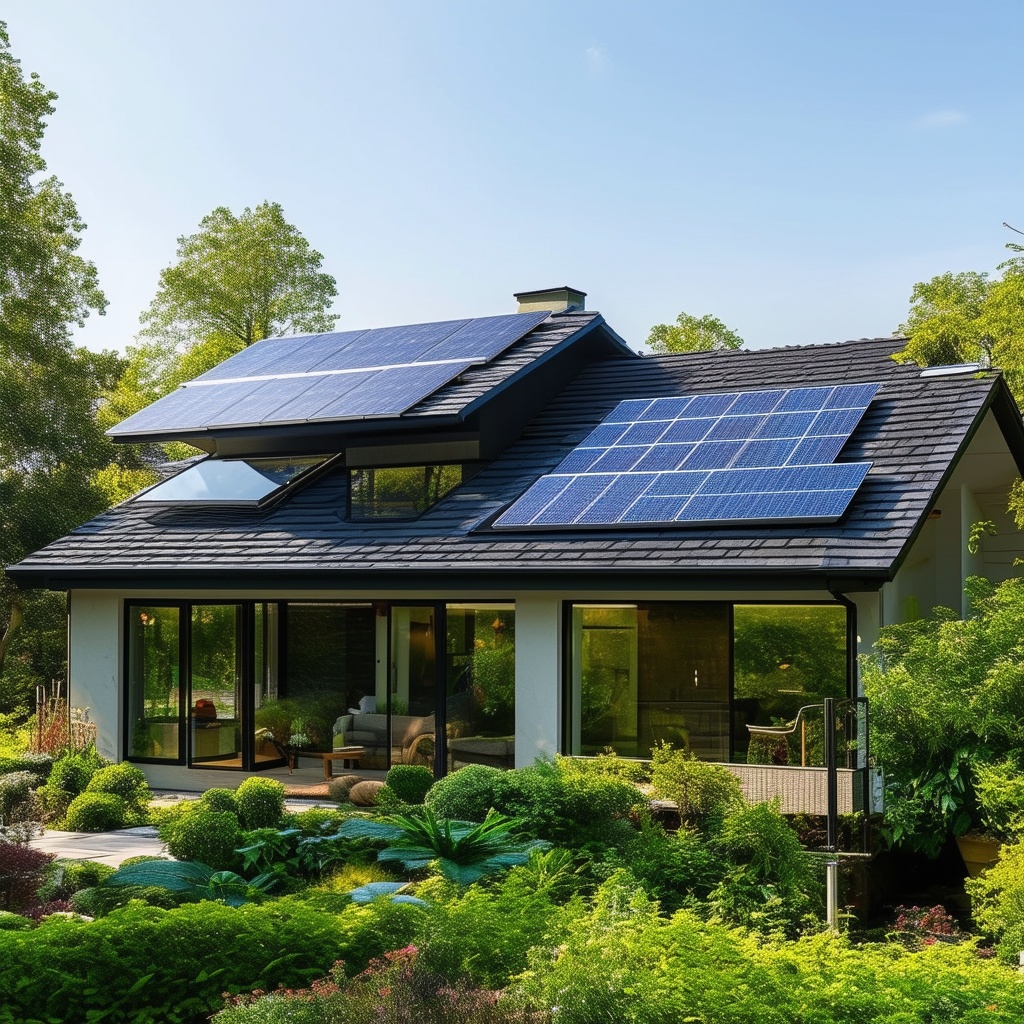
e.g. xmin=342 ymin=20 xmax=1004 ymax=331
xmin=68 ymin=591 xmax=121 ymax=762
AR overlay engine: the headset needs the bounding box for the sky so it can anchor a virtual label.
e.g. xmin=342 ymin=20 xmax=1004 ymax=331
xmin=4 ymin=0 xmax=1023 ymax=354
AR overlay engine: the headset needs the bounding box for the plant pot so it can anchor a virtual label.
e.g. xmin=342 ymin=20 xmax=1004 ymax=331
xmin=955 ymin=833 xmax=1001 ymax=877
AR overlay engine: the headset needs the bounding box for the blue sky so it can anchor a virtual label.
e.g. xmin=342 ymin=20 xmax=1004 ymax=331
xmin=5 ymin=1 xmax=1022 ymax=353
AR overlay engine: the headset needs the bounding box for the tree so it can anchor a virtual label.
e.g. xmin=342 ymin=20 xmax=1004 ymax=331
xmin=139 ymin=201 xmax=339 ymax=351
xmin=0 ymin=22 xmax=113 ymax=691
xmin=646 ymin=311 xmax=744 ymax=354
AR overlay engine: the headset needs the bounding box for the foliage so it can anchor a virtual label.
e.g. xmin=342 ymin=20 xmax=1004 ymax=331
xmin=236 ymin=776 xmax=287 ymax=830
xmin=384 ymin=764 xmax=434 ymax=805
xmin=47 ymin=746 xmax=105 ymax=795
xmin=966 ymin=838 xmax=1024 ymax=963
xmin=108 ymin=858 xmax=277 ymax=907
xmin=863 ymin=575 xmax=1024 ymax=855
xmin=646 ymin=311 xmax=744 ymax=354
xmin=64 ymin=791 xmax=128 ymax=832
xmin=85 ymin=761 xmax=150 ymax=822
xmin=336 ymin=809 xmax=549 ymax=885
xmin=0 ymin=897 xmax=421 ymax=1024
xmin=0 ymin=750 xmax=52 ymax=783
xmin=36 ymin=858 xmax=113 ymax=902
xmin=0 ymin=771 xmax=35 ymax=823
xmin=0 ymin=839 xmax=52 ymax=911
xmin=161 ymin=807 xmax=243 ymax=870
xmin=649 ymin=744 xmax=743 ymax=824
xmin=974 ymin=757 xmax=1024 ymax=841
xmin=0 ymin=22 xmax=115 ymax=684
xmin=199 ymin=786 xmax=239 ymax=816
xmin=70 ymin=881 xmax=193 ymax=917
xmin=563 ymin=750 xmax=651 ymax=784
xmin=0 ymin=911 xmax=33 ymax=931
xmin=424 ymin=764 xmax=502 ymax=821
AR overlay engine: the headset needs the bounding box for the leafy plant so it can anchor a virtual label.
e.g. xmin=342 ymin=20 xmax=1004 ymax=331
xmin=84 ymin=761 xmax=150 ymax=823
xmin=108 ymin=858 xmax=277 ymax=906
xmin=0 ymin=771 xmax=35 ymax=823
xmin=200 ymin=787 xmax=240 ymax=815
xmin=965 ymin=837 xmax=1024 ymax=963
xmin=649 ymin=744 xmax=743 ymax=824
xmin=384 ymin=764 xmax=434 ymax=805
xmin=161 ymin=807 xmax=242 ymax=870
xmin=64 ymin=791 xmax=128 ymax=832
xmin=0 ymin=839 xmax=53 ymax=911
xmin=236 ymin=777 xmax=286 ymax=829
xmin=36 ymin=858 xmax=114 ymax=902
xmin=336 ymin=808 xmax=549 ymax=885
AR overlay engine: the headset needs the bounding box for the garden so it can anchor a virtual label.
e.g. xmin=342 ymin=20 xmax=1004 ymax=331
xmin=2 ymin=576 xmax=1024 ymax=1022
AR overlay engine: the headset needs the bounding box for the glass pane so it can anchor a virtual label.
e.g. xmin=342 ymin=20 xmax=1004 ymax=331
xmin=137 ymin=455 xmax=325 ymax=505
xmin=253 ymin=603 xmax=285 ymax=764
xmin=389 ymin=607 xmax=438 ymax=770
xmin=570 ymin=603 xmax=730 ymax=761
xmin=446 ymin=605 xmax=515 ymax=770
xmin=127 ymin=606 xmax=180 ymax=760
xmin=733 ymin=604 xmax=847 ymax=766
xmin=190 ymin=605 xmax=242 ymax=764
xmin=349 ymin=465 xmax=462 ymax=519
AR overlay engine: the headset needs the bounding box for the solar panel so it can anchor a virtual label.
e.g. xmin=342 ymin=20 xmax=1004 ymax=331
xmin=493 ymin=383 xmax=879 ymax=530
xmin=109 ymin=311 xmax=551 ymax=438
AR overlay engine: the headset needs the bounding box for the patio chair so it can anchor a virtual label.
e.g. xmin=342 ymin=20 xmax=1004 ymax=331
xmin=746 ymin=703 xmax=822 ymax=767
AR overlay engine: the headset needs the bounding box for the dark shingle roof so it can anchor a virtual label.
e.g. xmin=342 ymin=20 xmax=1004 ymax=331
xmin=10 ymin=335 xmax=1019 ymax=590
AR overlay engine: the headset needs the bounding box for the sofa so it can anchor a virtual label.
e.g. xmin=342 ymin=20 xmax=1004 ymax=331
xmin=335 ymin=713 xmax=434 ymax=767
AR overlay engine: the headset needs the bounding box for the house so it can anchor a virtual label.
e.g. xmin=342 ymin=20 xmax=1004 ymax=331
xmin=8 ymin=287 xmax=1024 ymax=800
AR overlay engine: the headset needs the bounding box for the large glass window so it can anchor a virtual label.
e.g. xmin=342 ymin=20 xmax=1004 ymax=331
xmin=136 ymin=456 xmax=327 ymax=506
xmin=190 ymin=604 xmax=243 ymax=764
xmin=126 ymin=606 xmax=181 ymax=760
xmin=348 ymin=465 xmax=462 ymax=519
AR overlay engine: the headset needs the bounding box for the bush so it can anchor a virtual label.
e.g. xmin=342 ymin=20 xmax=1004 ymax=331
xmin=37 ymin=859 xmax=115 ymax=903
xmin=385 ymin=764 xmax=434 ymax=805
xmin=199 ymin=787 xmax=239 ymax=816
xmin=236 ymin=777 xmax=286 ymax=829
xmin=560 ymin=751 xmax=651 ymax=784
xmin=85 ymin=762 xmax=150 ymax=822
xmin=48 ymin=747 xmax=106 ymax=796
xmin=161 ymin=808 xmax=243 ymax=870
xmin=966 ymin=838 xmax=1024 ymax=963
xmin=0 ymin=911 xmax=33 ymax=931
xmin=33 ymin=784 xmax=73 ymax=823
xmin=0 ymin=897 xmax=423 ymax=1023
xmin=649 ymin=745 xmax=743 ymax=824
xmin=0 ymin=840 xmax=53 ymax=912
xmin=425 ymin=764 xmax=502 ymax=821
xmin=70 ymin=883 xmax=191 ymax=917
xmin=0 ymin=771 xmax=36 ymax=823
xmin=0 ymin=752 xmax=53 ymax=785
xmin=64 ymin=792 xmax=128 ymax=832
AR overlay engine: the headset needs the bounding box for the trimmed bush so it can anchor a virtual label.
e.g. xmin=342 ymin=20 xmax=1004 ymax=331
xmin=85 ymin=762 xmax=150 ymax=823
xmin=64 ymin=792 xmax=128 ymax=832
xmin=235 ymin=777 xmax=286 ymax=829
xmin=0 ymin=911 xmax=33 ymax=931
xmin=162 ymin=808 xmax=242 ymax=870
xmin=33 ymin=784 xmax=73 ymax=823
xmin=0 ymin=752 xmax=52 ymax=785
xmin=0 ymin=772 xmax=35 ymax=823
xmin=47 ymin=748 xmax=106 ymax=795
xmin=37 ymin=859 xmax=115 ymax=902
xmin=425 ymin=764 xmax=503 ymax=821
xmin=0 ymin=894 xmax=423 ymax=1023
xmin=199 ymin=787 xmax=239 ymax=816
xmin=70 ymin=883 xmax=194 ymax=917
xmin=385 ymin=764 xmax=434 ymax=805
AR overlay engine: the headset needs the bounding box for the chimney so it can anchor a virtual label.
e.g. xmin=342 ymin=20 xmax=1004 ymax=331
xmin=514 ymin=286 xmax=586 ymax=314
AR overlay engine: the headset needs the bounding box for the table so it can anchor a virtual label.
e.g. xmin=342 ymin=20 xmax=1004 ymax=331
xmin=288 ymin=746 xmax=365 ymax=780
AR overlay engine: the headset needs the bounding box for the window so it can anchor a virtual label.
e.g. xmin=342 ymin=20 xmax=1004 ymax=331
xmin=136 ymin=455 xmax=328 ymax=507
xmin=348 ymin=465 xmax=462 ymax=519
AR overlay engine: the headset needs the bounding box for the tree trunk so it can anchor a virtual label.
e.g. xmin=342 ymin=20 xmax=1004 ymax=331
xmin=0 ymin=589 xmax=25 ymax=678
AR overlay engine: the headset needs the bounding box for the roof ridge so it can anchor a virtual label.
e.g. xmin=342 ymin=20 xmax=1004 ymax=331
xmin=638 ymin=335 xmax=907 ymax=364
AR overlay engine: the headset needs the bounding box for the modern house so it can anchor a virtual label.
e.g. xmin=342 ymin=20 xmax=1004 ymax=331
xmin=8 ymin=287 xmax=1024 ymax=799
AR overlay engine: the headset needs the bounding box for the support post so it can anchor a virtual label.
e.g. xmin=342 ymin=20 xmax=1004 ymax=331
xmin=824 ymin=696 xmax=840 ymax=930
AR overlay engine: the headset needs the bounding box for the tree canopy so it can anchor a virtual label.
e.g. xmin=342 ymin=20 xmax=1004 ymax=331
xmin=0 ymin=22 xmax=114 ymax=690
xmin=645 ymin=311 xmax=744 ymax=354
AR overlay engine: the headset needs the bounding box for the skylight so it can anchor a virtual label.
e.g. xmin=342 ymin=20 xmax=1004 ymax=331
xmin=135 ymin=455 xmax=329 ymax=507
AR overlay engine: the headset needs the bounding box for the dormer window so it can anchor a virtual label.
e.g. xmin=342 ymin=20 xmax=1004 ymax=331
xmin=136 ymin=455 xmax=330 ymax=507
xmin=348 ymin=464 xmax=462 ymax=520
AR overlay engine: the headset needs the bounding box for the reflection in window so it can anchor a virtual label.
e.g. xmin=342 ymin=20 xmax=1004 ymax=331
xmin=348 ymin=465 xmax=462 ymax=519
xmin=446 ymin=605 xmax=515 ymax=770
xmin=127 ymin=606 xmax=180 ymax=760
xmin=733 ymin=605 xmax=847 ymax=766
xmin=190 ymin=605 xmax=242 ymax=764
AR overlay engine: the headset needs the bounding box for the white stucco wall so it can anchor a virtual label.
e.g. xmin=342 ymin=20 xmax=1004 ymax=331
xmin=68 ymin=590 xmax=121 ymax=762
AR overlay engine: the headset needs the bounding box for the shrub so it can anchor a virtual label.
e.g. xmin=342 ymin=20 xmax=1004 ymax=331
xmin=64 ymin=792 xmax=128 ymax=832
xmin=425 ymin=764 xmax=502 ymax=821
xmin=385 ymin=764 xmax=434 ymax=805
xmin=161 ymin=808 xmax=243 ymax=870
xmin=0 ymin=911 xmax=33 ymax=931
xmin=236 ymin=777 xmax=286 ymax=829
xmin=47 ymin=747 xmax=106 ymax=796
xmin=649 ymin=744 xmax=743 ymax=824
xmin=199 ymin=787 xmax=239 ymax=816
xmin=33 ymin=784 xmax=73 ymax=823
xmin=559 ymin=751 xmax=651 ymax=784
xmin=37 ymin=859 xmax=114 ymax=902
xmin=0 ymin=898 xmax=422 ymax=1022
xmin=291 ymin=807 xmax=347 ymax=835
xmin=965 ymin=838 xmax=1024 ymax=963
xmin=0 ymin=752 xmax=53 ymax=785
xmin=85 ymin=762 xmax=150 ymax=822
xmin=0 ymin=771 xmax=36 ymax=823
xmin=0 ymin=840 xmax=53 ymax=912
xmin=70 ymin=883 xmax=191 ymax=917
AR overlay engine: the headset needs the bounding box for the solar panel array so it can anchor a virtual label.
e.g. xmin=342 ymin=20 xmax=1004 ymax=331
xmin=108 ymin=311 xmax=551 ymax=438
xmin=493 ymin=382 xmax=879 ymax=529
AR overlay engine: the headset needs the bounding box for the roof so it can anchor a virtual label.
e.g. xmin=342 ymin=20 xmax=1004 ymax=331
xmin=10 ymin=334 xmax=1024 ymax=592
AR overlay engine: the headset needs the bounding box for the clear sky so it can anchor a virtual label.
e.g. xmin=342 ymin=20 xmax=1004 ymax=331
xmin=5 ymin=1 xmax=1022 ymax=354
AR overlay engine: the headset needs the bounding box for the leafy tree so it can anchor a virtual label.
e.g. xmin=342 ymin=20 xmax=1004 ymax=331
xmin=646 ymin=311 xmax=744 ymax=354
xmin=0 ymin=22 xmax=113 ymax=689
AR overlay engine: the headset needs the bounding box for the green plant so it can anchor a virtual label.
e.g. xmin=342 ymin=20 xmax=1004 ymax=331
xmin=85 ymin=762 xmax=150 ymax=823
xmin=0 ymin=752 xmax=52 ymax=785
xmin=560 ymin=750 xmax=652 ymax=784
xmin=64 ymin=792 xmax=128 ymax=832
xmin=200 ymin=787 xmax=240 ymax=815
xmin=236 ymin=777 xmax=286 ymax=829
xmin=0 ymin=840 xmax=53 ymax=911
xmin=424 ymin=764 xmax=502 ymax=821
xmin=0 ymin=771 xmax=35 ymax=823
xmin=649 ymin=744 xmax=743 ymax=824
xmin=336 ymin=808 xmax=549 ymax=885
xmin=36 ymin=858 xmax=114 ymax=902
xmin=47 ymin=747 xmax=106 ymax=795
xmin=965 ymin=837 xmax=1024 ymax=963
xmin=385 ymin=764 xmax=434 ymax=805
xmin=161 ymin=808 xmax=243 ymax=870
xmin=974 ymin=756 xmax=1024 ymax=842
xmin=0 ymin=911 xmax=33 ymax=931
xmin=108 ymin=858 xmax=277 ymax=906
